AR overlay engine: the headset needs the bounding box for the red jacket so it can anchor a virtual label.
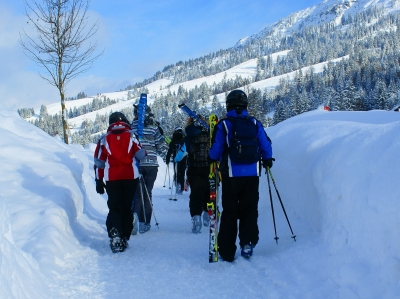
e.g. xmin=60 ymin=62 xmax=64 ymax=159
xmin=94 ymin=121 xmax=146 ymax=181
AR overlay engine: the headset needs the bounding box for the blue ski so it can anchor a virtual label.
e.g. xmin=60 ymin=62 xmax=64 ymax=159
xmin=137 ymin=94 xmax=147 ymax=140
xmin=178 ymin=103 xmax=209 ymax=130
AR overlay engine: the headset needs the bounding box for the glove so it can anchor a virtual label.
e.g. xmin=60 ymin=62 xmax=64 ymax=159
xmin=263 ymin=158 xmax=275 ymax=169
xmin=95 ymin=179 xmax=105 ymax=194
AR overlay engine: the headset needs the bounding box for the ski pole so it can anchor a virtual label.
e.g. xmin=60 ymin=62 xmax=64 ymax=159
xmin=169 ymin=164 xmax=176 ymax=201
xmin=268 ymin=168 xmax=296 ymax=241
xmin=140 ymin=175 xmax=159 ymax=229
xmin=167 ymin=165 xmax=171 ymax=189
xmin=175 ymin=162 xmax=179 ymax=194
xmin=138 ymin=175 xmax=147 ymax=224
xmin=163 ymin=166 xmax=167 ymax=188
xmin=170 ymin=163 xmax=178 ymax=201
xmin=266 ymin=167 xmax=279 ymax=244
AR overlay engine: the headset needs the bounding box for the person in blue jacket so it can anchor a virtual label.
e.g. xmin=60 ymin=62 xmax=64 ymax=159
xmin=209 ymin=89 xmax=273 ymax=262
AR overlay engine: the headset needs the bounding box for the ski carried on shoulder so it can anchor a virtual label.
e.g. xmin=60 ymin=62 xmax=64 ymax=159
xmin=208 ymin=114 xmax=219 ymax=263
xmin=178 ymin=103 xmax=209 ymax=130
xmin=136 ymin=93 xmax=147 ymax=140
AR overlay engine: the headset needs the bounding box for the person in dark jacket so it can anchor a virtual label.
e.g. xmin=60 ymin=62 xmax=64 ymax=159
xmin=94 ymin=112 xmax=146 ymax=253
xmin=166 ymin=127 xmax=187 ymax=195
xmin=184 ymin=116 xmax=210 ymax=234
xmin=209 ymin=90 xmax=273 ymax=261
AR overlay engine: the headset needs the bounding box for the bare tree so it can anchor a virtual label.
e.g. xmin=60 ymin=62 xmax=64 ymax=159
xmin=20 ymin=0 xmax=102 ymax=144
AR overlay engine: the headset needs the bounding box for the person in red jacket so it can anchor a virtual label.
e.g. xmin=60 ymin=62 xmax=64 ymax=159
xmin=94 ymin=112 xmax=146 ymax=253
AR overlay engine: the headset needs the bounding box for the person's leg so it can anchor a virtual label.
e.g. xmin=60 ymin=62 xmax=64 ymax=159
xmin=120 ymin=179 xmax=138 ymax=239
xmin=105 ymin=180 xmax=124 ymax=237
xmin=177 ymin=157 xmax=187 ymax=192
xmin=238 ymin=176 xmax=260 ymax=248
xmin=218 ymin=174 xmax=239 ymax=262
xmin=134 ymin=180 xmax=145 ymax=223
xmin=188 ymin=174 xmax=204 ymax=217
xmin=140 ymin=166 xmax=158 ymax=224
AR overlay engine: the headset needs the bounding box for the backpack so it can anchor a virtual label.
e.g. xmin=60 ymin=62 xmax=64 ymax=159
xmin=226 ymin=116 xmax=260 ymax=164
xmin=174 ymin=143 xmax=187 ymax=163
xmin=189 ymin=132 xmax=209 ymax=167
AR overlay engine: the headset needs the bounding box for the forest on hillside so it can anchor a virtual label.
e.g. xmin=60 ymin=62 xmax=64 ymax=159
xmin=19 ymin=6 xmax=400 ymax=145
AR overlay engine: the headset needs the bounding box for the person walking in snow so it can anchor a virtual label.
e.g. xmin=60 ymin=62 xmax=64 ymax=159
xmin=131 ymin=105 xmax=168 ymax=234
xmin=209 ymin=90 xmax=273 ymax=261
xmin=184 ymin=115 xmax=211 ymax=234
xmin=94 ymin=112 xmax=146 ymax=253
xmin=165 ymin=127 xmax=187 ymax=195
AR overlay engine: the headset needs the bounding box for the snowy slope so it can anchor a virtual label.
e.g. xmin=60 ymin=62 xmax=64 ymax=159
xmin=236 ymin=0 xmax=400 ymax=47
xmin=35 ymin=49 xmax=344 ymax=131
xmin=1 ymin=103 xmax=400 ymax=299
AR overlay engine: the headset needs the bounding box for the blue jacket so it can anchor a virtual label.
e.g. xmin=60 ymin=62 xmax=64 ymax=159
xmin=209 ymin=109 xmax=272 ymax=177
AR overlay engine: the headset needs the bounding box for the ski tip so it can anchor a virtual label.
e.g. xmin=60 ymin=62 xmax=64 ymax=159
xmin=178 ymin=103 xmax=185 ymax=108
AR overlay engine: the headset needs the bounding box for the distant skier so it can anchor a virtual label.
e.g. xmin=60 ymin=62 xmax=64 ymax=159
xmin=165 ymin=127 xmax=187 ymax=195
xmin=94 ymin=112 xmax=146 ymax=253
xmin=209 ymin=90 xmax=273 ymax=261
xmin=131 ymin=105 xmax=168 ymax=234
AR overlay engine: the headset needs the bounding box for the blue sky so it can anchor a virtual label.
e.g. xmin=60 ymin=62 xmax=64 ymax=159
xmin=0 ymin=0 xmax=322 ymax=110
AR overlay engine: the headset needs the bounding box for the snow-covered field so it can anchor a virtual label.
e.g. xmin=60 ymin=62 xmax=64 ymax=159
xmin=1 ymin=103 xmax=399 ymax=299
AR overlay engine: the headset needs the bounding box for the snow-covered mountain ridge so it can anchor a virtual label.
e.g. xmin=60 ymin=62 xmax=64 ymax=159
xmin=235 ymin=0 xmax=400 ymax=48
xmin=22 ymin=0 xmax=400 ymax=146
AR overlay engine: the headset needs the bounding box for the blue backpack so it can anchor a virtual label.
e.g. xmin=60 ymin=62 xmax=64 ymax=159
xmin=174 ymin=143 xmax=187 ymax=162
xmin=226 ymin=116 xmax=260 ymax=164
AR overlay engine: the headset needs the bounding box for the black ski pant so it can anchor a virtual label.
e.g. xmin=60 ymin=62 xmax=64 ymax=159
xmin=173 ymin=156 xmax=187 ymax=192
xmin=134 ymin=166 xmax=158 ymax=224
xmin=187 ymin=165 xmax=209 ymax=217
xmin=218 ymin=174 xmax=259 ymax=261
xmin=106 ymin=179 xmax=138 ymax=239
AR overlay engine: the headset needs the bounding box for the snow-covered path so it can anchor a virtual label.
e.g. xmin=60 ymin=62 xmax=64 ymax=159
xmin=1 ymin=105 xmax=400 ymax=299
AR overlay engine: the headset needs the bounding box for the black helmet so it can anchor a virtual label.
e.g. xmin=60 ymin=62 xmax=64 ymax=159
xmin=133 ymin=104 xmax=151 ymax=117
xmin=109 ymin=112 xmax=129 ymax=125
xmin=226 ymin=90 xmax=248 ymax=109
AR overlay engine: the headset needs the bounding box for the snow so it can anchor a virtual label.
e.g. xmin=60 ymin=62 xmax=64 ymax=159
xmin=2 ymin=102 xmax=400 ymax=299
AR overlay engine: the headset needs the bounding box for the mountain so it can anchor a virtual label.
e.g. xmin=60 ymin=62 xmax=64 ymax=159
xmin=20 ymin=0 xmax=400 ymax=146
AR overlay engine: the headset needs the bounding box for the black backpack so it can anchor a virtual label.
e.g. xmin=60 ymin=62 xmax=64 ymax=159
xmin=226 ymin=116 xmax=260 ymax=164
xmin=189 ymin=132 xmax=209 ymax=167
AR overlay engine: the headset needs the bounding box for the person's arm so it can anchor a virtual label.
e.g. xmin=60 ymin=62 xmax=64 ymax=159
xmin=94 ymin=138 xmax=106 ymax=180
xmin=93 ymin=137 xmax=107 ymax=194
xmin=209 ymin=121 xmax=226 ymax=161
xmin=153 ymin=126 xmax=169 ymax=159
xmin=257 ymin=121 xmax=273 ymax=160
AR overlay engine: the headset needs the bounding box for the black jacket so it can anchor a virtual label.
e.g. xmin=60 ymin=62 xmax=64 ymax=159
xmin=166 ymin=132 xmax=185 ymax=164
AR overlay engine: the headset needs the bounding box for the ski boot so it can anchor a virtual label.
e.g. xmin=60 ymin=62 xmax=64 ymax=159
xmin=191 ymin=215 xmax=201 ymax=234
xmin=109 ymin=228 xmax=122 ymax=253
xmin=241 ymin=244 xmax=253 ymax=259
